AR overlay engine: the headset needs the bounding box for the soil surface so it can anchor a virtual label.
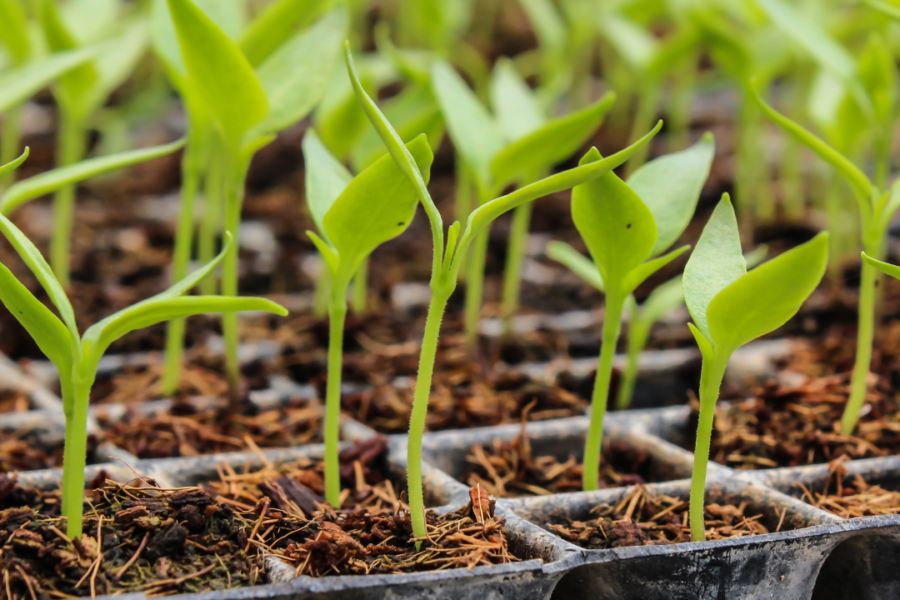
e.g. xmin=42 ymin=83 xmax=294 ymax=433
xmin=794 ymin=459 xmax=900 ymax=518
xmin=546 ymin=486 xmax=775 ymax=549
xmin=0 ymin=432 xmax=98 ymax=473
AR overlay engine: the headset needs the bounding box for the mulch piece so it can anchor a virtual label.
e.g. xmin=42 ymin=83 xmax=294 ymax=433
xmin=99 ymin=397 xmax=322 ymax=459
xmin=794 ymin=458 xmax=900 ymax=518
xmin=547 ymin=486 xmax=773 ymax=549
xmin=462 ymin=403 xmax=648 ymax=497
xmin=686 ymin=373 xmax=900 ymax=470
xmin=0 ymin=392 xmax=31 ymax=415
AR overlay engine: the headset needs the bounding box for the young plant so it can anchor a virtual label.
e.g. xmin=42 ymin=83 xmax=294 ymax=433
xmin=430 ymin=59 xmax=615 ymax=346
xmin=301 ymin=129 xmax=433 ymax=507
xmin=0 ymin=151 xmax=286 ymax=540
xmin=346 ymin=43 xmax=662 ymax=544
xmin=162 ymin=0 xmax=345 ymax=398
xmin=38 ymin=0 xmax=151 ymax=285
xmin=683 ymin=195 xmax=827 ymax=541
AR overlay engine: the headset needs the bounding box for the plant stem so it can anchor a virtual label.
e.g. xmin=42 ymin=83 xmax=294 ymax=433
xmin=583 ymin=294 xmax=624 ymax=490
xmin=1 ymin=105 xmax=22 ymax=189
xmin=455 ymin=161 xmax=473 ymax=282
xmin=689 ymin=353 xmax=728 ymax=542
xmin=162 ymin=134 xmax=204 ymax=396
xmin=408 ymin=286 xmax=451 ymax=544
xmin=623 ymin=84 xmax=660 ymax=179
xmin=841 ymin=253 xmax=878 ymax=434
xmin=324 ymin=276 xmax=349 ymax=507
xmin=314 ymin=265 xmax=331 ymax=318
xmin=61 ymin=375 xmax=92 ymax=539
xmin=666 ymin=59 xmax=695 ymax=153
xmin=198 ymin=146 xmax=224 ymax=296
xmin=463 ymin=227 xmax=489 ymax=351
xmin=500 ymin=201 xmax=532 ymax=335
xmin=51 ymin=110 xmax=86 ymax=287
xmin=221 ymin=157 xmax=246 ymax=407
xmin=616 ymin=300 xmax=649 ymax=411
xmin=350 ymin=258 xmax=367 ymax=314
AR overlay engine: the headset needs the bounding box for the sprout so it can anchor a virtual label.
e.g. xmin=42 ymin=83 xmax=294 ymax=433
xmin=683 ymin=195 xmax=827 ymax=541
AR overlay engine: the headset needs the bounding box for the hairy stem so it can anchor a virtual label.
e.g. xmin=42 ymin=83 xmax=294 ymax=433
xmin=842 ymin=255 xmax=878 ymax=434
xmin=689 ymin=353 xmax=728 ymax=541
xmin=62 ymin=375 xmax=92 ymax=539
xmin=1 ymin=106 xmax=22 ymax=189
xmin=324 ymin=276 xmax=349 ymax=506
xmin=162 ymin=136 xmax=204 ymax=395
xmin=408 ymin=286 xmax=452 ymax=545
xmin=583 ymin=294 xmax=624 ymax=490
xmin=500 ymin=202 xmax=532 ymax=334
xmin=51 ymin=111 xmax=86 ymax=287
xmin=350 ymin=258 xmax=367 ymax=314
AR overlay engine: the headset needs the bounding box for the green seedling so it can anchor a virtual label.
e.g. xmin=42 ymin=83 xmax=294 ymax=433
xmin=162 ymin=0 xmax=345 ymax=399
xmin=430 ymin=58 xmax=615 ymax=346
xmin=752 ymin=75 xmax=896 ymax=436
xmin=554 ymin=134 xmax=713 ymax=490
xmin=548 ymin=242 xmax=767 ymax=411
xmin=302 ymin=129 xmax=433 ymax=507
xmin=346 ymin=43 xmax=662 ymax=545
xmin=683 ymin=195 xmax=827 ymax=541
xmin=0 ymin=151 xmax=286 ymax=540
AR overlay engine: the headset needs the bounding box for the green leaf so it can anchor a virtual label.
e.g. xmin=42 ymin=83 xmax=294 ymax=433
xmin=571 ymin=148 xmax=656 ymax=291
xmin=466 ymin=122 xmax=663 ymax=240
xmin=431 ymin=59 xmax=504 ymax=186
xmin=865 ymin=0 xmax=900 ymax=21
xmin=0 ymin=0 xmax=32 ymax=64
xmin=490 ymin=58 xmax=544 ymax=141
xmin=86 ymin=19 xmax=150 ymax=112
xmin=166 ymin=0 xmax=268 ymax=147
xmin=707 ymin=233 xmax=828 ymax=355
xmin=307 ymin=230 xmax=338 ymax=274
xmin=37 ymin=0 xmax=98 ymax=113
xmin=751 ymin=82 xmax=872 ymax=202
xmin=0 ymin=261 xmax=74 ymax=373
xmin=490 ymin=92 xmax=614 ymax=188
xmin=546 ymin=241 xmax=604 ymax=292
xmin=683 ymin=194 xmax=745 ymax=340
xmin=622 ymin=245 xmax=690 ymax=295
xmin=0 ymin=148 xmax=28 ymax=180
xmin=628 ymin=132 xmax=715 ymax=256
xmin=302 ymin=129 xmax=352 ymax=239
xmin=1 ymin=139 xmax=186 ymax=214
xmin=596 ymin=12 xmax=658 ymax=71
xmin=517 ymin=0 xmax=567 ymax=55
xmin=239 ymin=0 xmax=331 ymax=66
xmin=60 ymin=0 xmax=117 ymax=43
xmin=857 ymin=33 xmax=897 ymax=127
xmin=195 ymin=0 xmax=245 ymax=39
xmin=324 ymin=135 xmax=433 ymax=276
xmin=83 ymin=296 xmax=287 ymax=363
xmin=688 ymin=321 xmax=714 ymax=362
xmin=0 ymin=46 xmax=100 ymax=114
xmin=152 ymin=232 xmax=233 ymax=302
xmin=0 ymin=214 xmax=78 ymax=338
xmin=249 ymin=8 xmax=346 ymax=138
xmin=862 ymin=251 xmax=900 ymax=280
xmin=314 ymin=68 xmax=374 ymax=160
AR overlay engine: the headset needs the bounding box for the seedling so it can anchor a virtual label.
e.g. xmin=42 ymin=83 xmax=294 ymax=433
xmin=162 ymin=0 xmax=345 ymax=398
xmin=0 ymin=151 xmax=286 ymax=539
xmin=683 ymin=195 xmax=827 ymax=541
xmin=301 ymin=129 xmax=433 ymax=507
xmin=556 ymin=135 xmax=714 ymax=490
xmin=346 ymin=43 xmax=662 ymax=544
xmin=430 ymin=58 xmax=615 ymax=345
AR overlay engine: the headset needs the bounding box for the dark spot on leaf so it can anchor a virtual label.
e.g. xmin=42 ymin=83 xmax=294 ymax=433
xmin=397 ymin=222 xmax=405 ymax=226
xmin=626 ymin=223 xmax=632 ymax=229
xmin=18 ymin=311 xmax=23 ymax=315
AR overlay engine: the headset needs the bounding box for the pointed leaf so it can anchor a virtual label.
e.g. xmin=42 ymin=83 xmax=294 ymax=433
xmin=571 ymin=148 xmax=656 ymax=291
xmin=38 ymin=0 xmax=97 ymax=112
xmin=491 ymin=92 xmax=614 ymax=188
xmin=302 ymin=129 xmax=352 ymax=238
xmin=325 ymin=135 xmax=433 ymax=276
xmin=195 ymin=0 xmax=245 ymax=39
xmin=0 ymin=148 xmax=28 ymax=180
xmin=166 ymin=0 xmax=268 ymax=146
xmin=239 ymin=0 xmax=331 ymax=66
xmin=546 ymin=241 xmax=604 ymax=292
xmin=688 ymin=322 xmax=714 ymax=361
xmin=490 ymin=58 xmax=544 ymax=141
xmin=1 ymin=139 xmax=186 ymax=214
xmin=0 ymin=0 xmax=31 ymax=64
xmin=431 ymin=59 xmax=503 ymax=186
xmin=862 ymin=252 xmax=900 ymax=280
xmin=0 ymin=46 xmax=100 ymax=114
xmin=628 ymin=133 xmax=715 ymax=256
xmin=707 ymin=233 xmax=828 ymax=355
xmin=249 ymin=8 xmax=346 ymax=138
xmin=683 ymin=194 xmax=746 ymax=339
xmin=153 ymin=232 xmax=232 ymax=302
xmin=307 ymin=230 xmax=339 ymax=274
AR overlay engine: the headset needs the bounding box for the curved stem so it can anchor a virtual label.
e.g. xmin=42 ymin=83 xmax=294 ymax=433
xmin=350 ymin=258 xmax=367 ymax=314
xmin=500 ymin=202 xmax=532 ymax=335
xmin=62 ymin=374 xmax=92 ymax=539
xmin=582 ymin=293 xmax=624 ymax=491
xmin=842 ymin=254 xmax=878 ymax=434
xmin=408 ymin=286 xmax=452 ymax=546
xmin=1 ymin=105 xmax=22 ymax=189
xmin=324 ymin=276 xmax=349 ymax=506
xmin=51 ymin=110 xmax=86 ymax=287
xmin=689 ymin=353 xmax=728 ymax=542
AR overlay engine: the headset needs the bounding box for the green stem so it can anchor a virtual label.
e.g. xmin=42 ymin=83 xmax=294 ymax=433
xmin=689 ymin=353 xmax=729 ymax=542
xmin=667 ymin=59 xmax=696 ymax=153
xmin=221 ymin=157 xmax=246 ymax=407
xmin=350 ymin=258 xmax=367 ymax=314
xmin=408 ymin=286 xmax=452 ymax=545
xmin=324 ymin=276 xmax=349 ymax=507
xmin=162 ymin=134 xmax=204 ymax=396
xmin=61 ymin=375 xmax=92 ymax=539
xmin=198 ymin=146 xmax=224 ymax=296
xmin=313 ymin=266 xmax=332 ymax=318
xmin=841 ymin=254 xmax=878 ymax=434
xmin=51 ymin=111 xmax=86 ymax=287
xmin=616 ymin=300 xmax=649 ymax=411
xmin=455 ymin=161 xmax=473 ymax=282
xmin=463 ymin=227 xmax=489 ymax=351
xmin=623 ymin=84 xmax=660 ymax=179
xmin=1 ymin=105 xmax=22 ymax=189
xmin=500 ymin=202 xmax=532 ymax=334
xmin=583 ymin=293 xmax=624 ymax=490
